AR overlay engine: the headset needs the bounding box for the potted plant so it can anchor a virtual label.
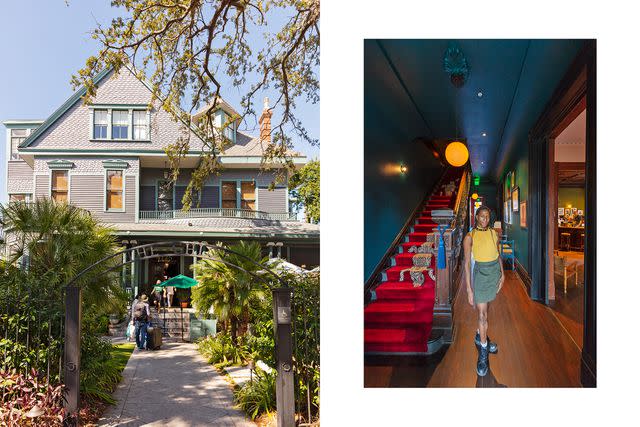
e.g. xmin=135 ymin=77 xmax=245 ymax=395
xmin=177 ymin=288 xmax=190 ymax=308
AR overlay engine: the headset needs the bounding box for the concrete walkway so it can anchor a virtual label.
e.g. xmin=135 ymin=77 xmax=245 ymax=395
xmin=99 ymin=340 xmax=255 ymax=426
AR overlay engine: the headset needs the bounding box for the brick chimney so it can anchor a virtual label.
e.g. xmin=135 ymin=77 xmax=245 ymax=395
xmin=259 ymin=97 xmax=272 ymax=143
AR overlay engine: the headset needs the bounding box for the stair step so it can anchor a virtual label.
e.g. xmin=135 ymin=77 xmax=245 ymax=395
xmin=364 ymin=300 xmax=434 ymax=325
xmin=413 ymin=223 xmax=438 ymax=233
xmin=392 ymin=252 xmax=435 ymax=267
xmin=375 ymin=280 xmax=435 ymax=300
xmin=364 ymin=327 xmax=428 ymax=353
xmin=407 ymin=232 xmax=429 ymax=242
xmin=384 ymin=265 xmax=436 ymax=283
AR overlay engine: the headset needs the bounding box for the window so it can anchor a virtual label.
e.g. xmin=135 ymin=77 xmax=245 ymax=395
xmin=9 ymin=194 xmax=31 ymax=203
xmin=222 ymin=181 xmax=237 ymax=209
xmin=223 ymin=120 xmax=235 ymax=141
xmin=112 ymin=110 xmax=129 ymax=139
xmin=93 ymin=110 xmax=108 ymax=139
xmin=10 ymin=129 xmax=27 ymax=160
xmin=241 ymin=181 xmax=256 ymax=210
xmin=133 ymin=110 xmax=148 ymax=140
xmin=106 ymin=170 xmax=123 ymax=210
xmin=51 ymin=170 xmax=68 ymax=202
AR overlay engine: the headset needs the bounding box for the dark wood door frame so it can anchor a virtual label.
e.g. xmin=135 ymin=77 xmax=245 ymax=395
xmin=528 ymin=40 xmax=596 ymax=387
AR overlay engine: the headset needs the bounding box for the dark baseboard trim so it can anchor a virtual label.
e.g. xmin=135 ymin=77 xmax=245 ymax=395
xmin=514 ymin=258 xmax=532 ymax=296
xmin=580 ymin=351 xmax=597 ymax=387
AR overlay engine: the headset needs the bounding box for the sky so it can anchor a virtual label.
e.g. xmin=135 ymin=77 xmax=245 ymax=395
xmin=0 ymin=0 xmax=319 ymax=204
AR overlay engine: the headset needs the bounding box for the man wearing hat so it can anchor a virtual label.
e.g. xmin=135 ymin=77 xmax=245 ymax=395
xmin=132 ymin=294 xmax=151 ymax=350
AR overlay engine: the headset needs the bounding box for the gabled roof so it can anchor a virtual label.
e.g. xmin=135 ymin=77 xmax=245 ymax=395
xmin=192 ymin=97 xmax=240 ymax=120
xmin=19 ymin=67 xmax=112 ymax=148
xmin=18 ymin=65 xmax=208 ymax=150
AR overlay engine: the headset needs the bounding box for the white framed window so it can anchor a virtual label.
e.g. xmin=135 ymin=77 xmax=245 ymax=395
xmin=9 ymin=193 xmax=32 ymax=203
xmin=93 ymin=110 xmax=108 ymax=139
xmin=51 ymin=170 xmax=69 ymax=202
xmin=133 ymin=110 xmax=148 ymax=140
xmin=10 ymin=129 xmax=27 ymax=160
xmin=106 ymin=170 xmax=124 ymax=210
xmin=112 ymin=110 xmax=129 ymax=139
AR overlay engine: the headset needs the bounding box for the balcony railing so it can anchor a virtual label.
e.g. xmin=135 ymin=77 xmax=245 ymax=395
xmin=139 ymin=208 xmax=298 ymax=222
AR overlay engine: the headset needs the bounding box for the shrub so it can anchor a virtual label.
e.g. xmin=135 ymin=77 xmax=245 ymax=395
xmin=0 ymin=369 xmax=65 ymax=426
xmin=234 ymin=368 xmax=277 ymax=420
xmin=197 ymin=334 xmax=250 ymax=367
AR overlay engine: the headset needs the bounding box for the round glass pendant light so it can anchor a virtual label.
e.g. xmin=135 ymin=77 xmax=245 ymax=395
xmin=471 ymin=193 xmax=479 ymax=200
xmin=445 ymin=141 xmax=469 ymax=167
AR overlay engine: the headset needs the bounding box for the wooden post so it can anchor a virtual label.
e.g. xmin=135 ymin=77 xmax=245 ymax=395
xmin=63 ymin=286 xmax=81 ymax=426
xmin=272 ymin=288 xmax=295 ymax=427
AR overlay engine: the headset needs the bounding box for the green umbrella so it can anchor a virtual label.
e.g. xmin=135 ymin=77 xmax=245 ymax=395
xmin=159 ymin=274 xmax=198 ymax=288
xmin=158 ymin=274 xmax=198 ymax=341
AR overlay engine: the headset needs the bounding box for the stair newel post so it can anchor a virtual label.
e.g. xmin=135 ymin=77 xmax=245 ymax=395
xmin=431 ymin=210 xmax=456 ymax=343
xmin=272 ymin=287 xmax=295 ymax=427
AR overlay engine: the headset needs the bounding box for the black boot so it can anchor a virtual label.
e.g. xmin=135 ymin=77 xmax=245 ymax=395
xmin=476 ymin=343 xmax=489 ymax=377
xmin=475 ymin=331 xmax=498 ymax=354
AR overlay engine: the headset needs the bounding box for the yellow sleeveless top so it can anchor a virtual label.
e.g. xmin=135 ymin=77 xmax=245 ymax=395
xmin=471 ymin=228 xmax=499 ymax=262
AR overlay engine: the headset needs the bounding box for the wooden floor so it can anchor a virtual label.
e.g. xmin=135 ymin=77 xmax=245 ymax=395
xmin=551 ymin=251 xmax=584 ymax=348
xmin=364 ymin=269 xmax=582 ymax=387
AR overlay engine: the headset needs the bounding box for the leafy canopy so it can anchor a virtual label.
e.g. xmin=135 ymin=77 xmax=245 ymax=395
xmin=72 ymin=0 xmax=319 ymax=209
xmin=288 ymin=159 xmax=319 ymax=223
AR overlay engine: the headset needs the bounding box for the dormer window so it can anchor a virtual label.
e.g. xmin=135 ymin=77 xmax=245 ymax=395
xmin=133 ymin=110 xmax=148 ymax=140
xmin=90 ymin=106 xmax=149 ymax=141
xmin=112 ymin=110 xmax=129 ymax=139
xmin=93 ymin=110 xmax=108 ymax=139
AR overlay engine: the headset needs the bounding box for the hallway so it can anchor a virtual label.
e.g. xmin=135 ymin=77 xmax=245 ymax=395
xmin=364 ymin=269 xmax=582 ymax=387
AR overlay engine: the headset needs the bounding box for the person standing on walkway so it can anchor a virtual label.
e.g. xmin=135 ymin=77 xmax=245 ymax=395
xmin=133 ymin=294 xmax=151 ymax=350
xmin=463 ymin=205 xmax=504 ymax=376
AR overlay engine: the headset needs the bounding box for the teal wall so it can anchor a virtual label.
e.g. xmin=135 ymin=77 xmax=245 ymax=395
xmin=558 ymin=187 xmax=585 ymax=212
xmin=364 ymin=41 xmax=445 ymax=280
xmin=499 ymin=138 xmax=530 ymax=272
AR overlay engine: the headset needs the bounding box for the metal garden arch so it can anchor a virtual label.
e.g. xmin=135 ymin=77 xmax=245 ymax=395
xmin=62 ymin=241 xmax=295 ymax=426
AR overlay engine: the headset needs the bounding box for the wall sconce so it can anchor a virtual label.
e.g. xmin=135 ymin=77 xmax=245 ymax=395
xmin=400 ymin=164 xmax=408 ymax=174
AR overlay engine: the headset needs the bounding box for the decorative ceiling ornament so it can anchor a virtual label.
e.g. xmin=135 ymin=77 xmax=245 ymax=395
xmin=443 ymin=45 xmax=470 ymax=88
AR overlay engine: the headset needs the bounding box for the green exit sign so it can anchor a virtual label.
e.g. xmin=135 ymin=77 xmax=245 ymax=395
xmin=473 ymin=176 xmax=480 ymax=186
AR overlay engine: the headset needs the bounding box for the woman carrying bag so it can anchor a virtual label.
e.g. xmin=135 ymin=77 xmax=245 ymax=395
xmin=463 ymin=205 xmax=505 ymax=377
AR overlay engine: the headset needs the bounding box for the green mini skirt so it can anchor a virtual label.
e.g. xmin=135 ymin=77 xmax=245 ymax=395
xmin=473 ymin=258 xmax=501 ymax=304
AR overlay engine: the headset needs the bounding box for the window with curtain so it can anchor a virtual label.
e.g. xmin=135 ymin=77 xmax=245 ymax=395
xmin=112 ymin=110 xmax=129 ymax=139
xmin=106 ymin=170 xmax=123 ymax=210
xmin=133 ymin=110 xmax=148 ymax=140
xmin=222 ymin=181 xmax=237 ymax=209
xmin=241 ymin=181 xmax=256 ymax=210
xmin=93 ymin=110 xmax=108 ymax=139
xmin=51 ymin=170 xmax=68 ymax=202
xmin=10 ymin=129 xmax=27 ymax=160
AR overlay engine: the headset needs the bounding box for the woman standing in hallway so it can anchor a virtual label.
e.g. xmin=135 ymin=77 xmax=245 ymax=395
xmin=463 ymin=205 xmax=504 ymax=377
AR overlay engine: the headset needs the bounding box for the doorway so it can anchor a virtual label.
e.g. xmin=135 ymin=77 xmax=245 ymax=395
xmin=547 ymin=106 xmax=586 ymax=347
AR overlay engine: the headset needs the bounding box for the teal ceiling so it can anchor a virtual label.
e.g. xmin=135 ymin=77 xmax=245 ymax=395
xmin=365 ymin=39 xmax=586 ymax=180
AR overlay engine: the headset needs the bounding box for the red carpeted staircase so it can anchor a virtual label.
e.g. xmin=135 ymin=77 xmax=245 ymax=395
xmin=364 ymin=170 xmax=462 ymax=354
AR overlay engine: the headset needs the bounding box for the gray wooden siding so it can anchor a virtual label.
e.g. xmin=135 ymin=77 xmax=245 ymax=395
xmin=35 ymin=175 xmax=49 ymax=198
xmin=140 ymin=168 xmax=288 ymax=187
xmin=8 ymin=161 xmax=33 ymax=180
xmin=257 ymin=187 xmax=287 ymax=213
xmin=7 ymin=161 xmax=34 ymax=194
xmin=200 ymin=186 xmax=219 ymax=208
xmin=70 ymin=175 xmax=136 ymax=223
xmin=140 ymin=186 xmax=155 ymax=210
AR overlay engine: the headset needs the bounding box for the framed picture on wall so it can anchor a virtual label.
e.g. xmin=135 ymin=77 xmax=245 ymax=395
xmin=512 ymin=187 xmax=519 ymax=211
xmin=520 ymin=201 xmax=527 ymax=228
xmin=572 ymin=207 xmax=578 ymax=214
xmin=578 ymin=209 xmax=583 ymax=215
xmin=504 ymin=201 xmax=510 ymax=224
xmin=558 ymin=207 xmax=565 ymax=216
xmin=510 ymin=170 xmax=516 ymax=189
